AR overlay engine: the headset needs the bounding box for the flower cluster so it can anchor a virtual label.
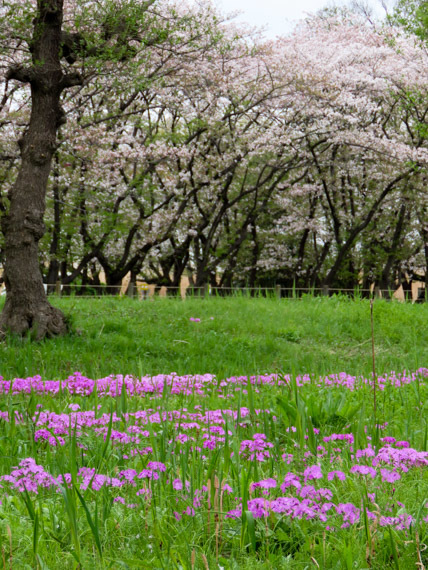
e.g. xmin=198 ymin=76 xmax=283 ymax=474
xmin=0 ymin=367 xmax=427 ymax=545
xmin=0 ymin=368 xmax=426 ymax=398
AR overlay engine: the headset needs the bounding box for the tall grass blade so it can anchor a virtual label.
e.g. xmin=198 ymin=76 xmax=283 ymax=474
xmin=75 ymin=485 xmax=103 ymax=558
xmin=245 ymin=511 xmax=257 ymax=553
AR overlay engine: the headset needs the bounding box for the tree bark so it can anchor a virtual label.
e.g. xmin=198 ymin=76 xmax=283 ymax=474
xmin=0 ymin=0 xmax=80 ymax=339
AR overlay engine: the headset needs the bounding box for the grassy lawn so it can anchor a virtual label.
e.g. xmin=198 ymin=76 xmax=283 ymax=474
xmin=0 ymin=296 xmax=427 ymax=568
xmin=0 ymin=295 xmax=426 ymax=379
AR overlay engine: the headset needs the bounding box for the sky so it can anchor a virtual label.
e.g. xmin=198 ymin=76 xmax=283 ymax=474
xmin=213 ymin=0 xmax=388 ymax=37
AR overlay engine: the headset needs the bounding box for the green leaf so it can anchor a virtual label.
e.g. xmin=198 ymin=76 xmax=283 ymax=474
xmin=245 ymin=510 xmax=257 ymax=552
xmin=75 ymin=485 xmax=103 ymax=558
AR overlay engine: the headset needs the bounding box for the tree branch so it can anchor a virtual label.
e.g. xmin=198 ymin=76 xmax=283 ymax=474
xmin=5 ymin=65 xmax=36 ymax=84
xmin=59 ymin=72 xmax=83 ymax=90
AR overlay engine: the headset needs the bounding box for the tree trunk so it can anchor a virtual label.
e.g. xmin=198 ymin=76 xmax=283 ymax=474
xmin=0 ymin=0 xmax=80 ymax=339
xmin=46 ymin=154 xmax=62 ymax=293
xmin=378 ymin=203 xmax=407 ymax=298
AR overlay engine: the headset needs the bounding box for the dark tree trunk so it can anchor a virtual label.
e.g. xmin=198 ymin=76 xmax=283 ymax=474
xmin=46 ymin=155 xmax=62 ymax=293
xmin=378 ymin=203 xmax=407 ymax=298
xmin=248 ymin=223 xmax=259 ymax=289
xmin=0 ymin=0 xmax=81 ymax=339
xmin=421 ymin=211 xmax=428 ymax=293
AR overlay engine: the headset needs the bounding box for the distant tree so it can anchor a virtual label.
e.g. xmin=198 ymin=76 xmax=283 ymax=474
xmin=250 ymin=15 xmax=428 ymax=290
xmin=1 ymin=5 xmax=426 ymax=309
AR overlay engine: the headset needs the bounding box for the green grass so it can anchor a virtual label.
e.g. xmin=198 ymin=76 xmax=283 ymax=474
xmin=0 ymin=296 xmax=427 ymax=569
xmin=0 ymin=295 xmax=426 ymax=379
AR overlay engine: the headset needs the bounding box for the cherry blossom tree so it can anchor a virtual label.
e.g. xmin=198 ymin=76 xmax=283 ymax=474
xmin=35 ymin=12 xmax=304 ymax=294
xmin=0 ymin=0 xmax=232 ymax=332
xmin=1 ymin=5 xmax=426 ymax=307
xmin=250 ymin=15 xmax=427 ymax=292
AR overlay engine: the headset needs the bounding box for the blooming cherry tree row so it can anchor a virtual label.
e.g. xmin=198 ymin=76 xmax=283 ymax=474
xmin=1 ymin=3 xmax=426 ymax=295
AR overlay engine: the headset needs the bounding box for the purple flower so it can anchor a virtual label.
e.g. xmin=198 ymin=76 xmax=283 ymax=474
xmin=281 ymin=453 xmax=294 ymax=464
xmin=379 ymin=514 xmax=413 ymax=530
xmin=380 ymin=469 xmax=401 ymax=483
xmin=327 ymin=470 xmax=346 ymax=481
xmin=118 ymin=469 xmax=137 ymax=482
xmin=183 ymin=506 xmax=195 ymax=516
xmin=292 ymin=499 xmax=318 ymax=520
xmin=137 ymin=469 xmax=159 ymax=480
xmin=280 ymin=472 xmax=301 ymax=492
xmin=270 ymin=497 xmax=300 ymax=514
xmin=248 ymin=498 xmax=270 ymax=518
xmin=356 ymin=447 xmax=375 ymax=459
xmin=250 ymin=478 xmax=277 ymax=491
xmin=239 ymin=434 xmax=273 ymax=462
xmin=381 ymin=437 xmax=396 ymax=445
xmin=316 ymin=488 xmax=333 ymax=501
xmin=299 ymin=485 xmax=316 ymax=499
xmin=225 ymin=506 xmax=242 ymax=519
xmin=147 ymin=461 xmax=166 ymax=472
xmin=350 ymin=465 xmax=376 ymax=478
xmin=304 ymin=465 xmax=323 ymax=481
xmin=336 ymin=502 xmax=360 ymax=524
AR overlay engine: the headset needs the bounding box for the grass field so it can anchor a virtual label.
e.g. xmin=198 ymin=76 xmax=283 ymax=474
xmin=0 ymin=295 xmax=427 ymax=379
xmin=0 ymin=296 xmax=427 ymax=568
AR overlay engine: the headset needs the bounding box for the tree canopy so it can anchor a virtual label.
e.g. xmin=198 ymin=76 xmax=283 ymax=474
xmin=0 ymin=1 xmax=427 ymax=333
